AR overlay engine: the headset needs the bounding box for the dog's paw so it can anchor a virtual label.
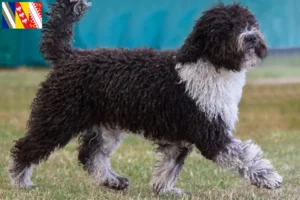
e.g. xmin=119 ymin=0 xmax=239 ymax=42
xmin=250 ymin=168 xmax=282 ymax=189
xmin=168 ymin=188 xmax=183 ymax=196
xmin=152 ymin=186 xmax=183 ymax=196
xmin=102 ymin=175 xmax=130 ymax=190
xmin=11 ymin=179 xmax=35 ymax=189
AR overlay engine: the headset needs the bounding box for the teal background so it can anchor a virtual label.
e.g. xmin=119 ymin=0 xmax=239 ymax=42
xmin=0 ymin=0 xmax=299 ymax=67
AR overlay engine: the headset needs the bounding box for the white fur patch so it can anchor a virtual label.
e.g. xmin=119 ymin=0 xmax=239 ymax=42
xmin=151 ymin=145 xmax=178 ymax=191
xmin=176 ymin=60 xmax=246 ymax=130
xmin=85 ymin=125 xmax=126 ymax=187
xmin=151 ymin=144 xmax=192 ymax=195
xmin=9 ymin=161 xmax=34 ymax=188
xmin=100 ymin=125 xmax=124 ymax=156
xmin=89 ymin=151 xmax=115 ymax=184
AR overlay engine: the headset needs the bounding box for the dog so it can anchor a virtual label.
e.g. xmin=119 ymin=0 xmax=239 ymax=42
xmin=9 ymin=0 xmax=282 ymax=195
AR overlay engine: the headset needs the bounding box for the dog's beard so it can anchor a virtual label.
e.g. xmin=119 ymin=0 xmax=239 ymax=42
xmin=242 ymin=48 xmax=261 ymax=69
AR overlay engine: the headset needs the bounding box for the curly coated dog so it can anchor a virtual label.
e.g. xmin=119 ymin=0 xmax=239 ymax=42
xmin=9 ymin=0 xmax=282 ymax=195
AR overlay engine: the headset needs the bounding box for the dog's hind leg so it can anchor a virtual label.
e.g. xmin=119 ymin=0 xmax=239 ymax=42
xmin=9 ymin=119 xmax=80 ymax=188
xmin=8 ymin=83 xmax=92 ymax=188
xmin=212 ymin=137 xmax=282 ymax=189
xmin=78 ymin=125 xmax=129 ymax=190
xmin=151 ymin=142 xmax=193 ymax=196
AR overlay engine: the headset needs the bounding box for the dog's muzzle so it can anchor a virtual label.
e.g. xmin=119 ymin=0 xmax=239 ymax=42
xmin=244 ymin=33 xmax=268 ymax=59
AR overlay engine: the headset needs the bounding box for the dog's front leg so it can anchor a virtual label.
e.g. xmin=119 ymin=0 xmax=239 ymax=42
xmin=212 ymin=137 xmax=282 ymax=189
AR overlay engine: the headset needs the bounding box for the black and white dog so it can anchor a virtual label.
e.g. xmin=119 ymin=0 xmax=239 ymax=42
xmin=9 ymin=0 xmax=282 ymax=195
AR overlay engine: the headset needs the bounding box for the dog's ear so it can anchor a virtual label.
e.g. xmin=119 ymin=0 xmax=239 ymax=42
xmin=176 ymin=32 xmax=208 ymax=64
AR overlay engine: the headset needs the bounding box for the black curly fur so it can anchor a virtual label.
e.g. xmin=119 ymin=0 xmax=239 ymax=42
xmin=78 ymin=127 xmax=102 ymax=167
xmin=9 ymin=0 xmax=262 ymax=181
xmin=40 ymin=0 xmax=88 ymax=64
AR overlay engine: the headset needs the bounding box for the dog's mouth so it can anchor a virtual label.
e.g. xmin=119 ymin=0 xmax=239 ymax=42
xmin=244 ymin=37 xmax=268 ymax=60
xmin=245 ymin=45 xmax=267 ymax=61
xmin=242 ymin=48 xmax=262 ymax=68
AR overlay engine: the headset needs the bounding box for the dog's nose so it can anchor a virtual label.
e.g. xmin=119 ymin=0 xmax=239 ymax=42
xmin=244 ymin=34 xmax=257 ymax=43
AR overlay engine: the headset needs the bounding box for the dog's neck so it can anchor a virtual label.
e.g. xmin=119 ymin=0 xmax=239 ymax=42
xmin=175 ymin=59 xmax=246 ymax=131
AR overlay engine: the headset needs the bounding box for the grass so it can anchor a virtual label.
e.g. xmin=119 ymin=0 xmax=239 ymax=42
xmin=0 ymin=56 xmax=300 ymax=199
xmin=247 ymin=56 xmax=300 ymax=81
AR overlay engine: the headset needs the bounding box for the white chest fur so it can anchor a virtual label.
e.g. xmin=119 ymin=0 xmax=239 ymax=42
xmin=176 ymin=60 xmax=246 ymax=131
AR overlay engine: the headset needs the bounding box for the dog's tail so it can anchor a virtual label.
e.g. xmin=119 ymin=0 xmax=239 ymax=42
xmin=40 ymin=0 xmax=91 ymax=64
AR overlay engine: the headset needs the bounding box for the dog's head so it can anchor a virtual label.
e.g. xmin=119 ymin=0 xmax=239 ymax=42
xmin=176 ymin=3 xmax=267 ymax=71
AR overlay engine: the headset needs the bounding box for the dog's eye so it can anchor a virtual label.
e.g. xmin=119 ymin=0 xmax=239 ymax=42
xmin=226 ymin=24 xmax=234 ymax=31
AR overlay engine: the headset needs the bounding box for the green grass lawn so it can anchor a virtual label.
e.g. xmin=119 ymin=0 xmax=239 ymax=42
xmin=0 ymin=57 xmax=300 ymax=199
xmin=247 ymin=56 xmax=300 ymax=81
